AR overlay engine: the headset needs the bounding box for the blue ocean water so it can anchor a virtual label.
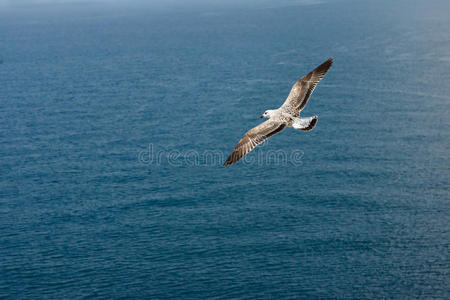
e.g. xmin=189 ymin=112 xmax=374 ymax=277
xmin=0 ymin=0 xmax=449 ymax=298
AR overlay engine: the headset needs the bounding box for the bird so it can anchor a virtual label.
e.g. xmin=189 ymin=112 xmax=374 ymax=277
xmin=223 ymin=57 xmax=333 ymax=166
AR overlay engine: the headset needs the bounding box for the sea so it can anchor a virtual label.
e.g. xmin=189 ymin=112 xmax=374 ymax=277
xmin=0 ymin=0 xmax=449 ymax=298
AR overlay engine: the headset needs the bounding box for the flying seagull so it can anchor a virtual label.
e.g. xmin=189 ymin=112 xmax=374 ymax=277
xmin=224 ymin=58 xmax=333 ymax=166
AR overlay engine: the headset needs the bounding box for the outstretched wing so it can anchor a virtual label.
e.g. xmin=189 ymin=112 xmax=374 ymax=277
xmin=281 ymin=58 xmax=333 ymax=116
xmin=224 ymin=120 xmax=286 ymax=166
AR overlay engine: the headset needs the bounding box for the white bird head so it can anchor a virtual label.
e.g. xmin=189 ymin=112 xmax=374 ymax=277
xmin=260 ymin=110 xmax=275 ymax=119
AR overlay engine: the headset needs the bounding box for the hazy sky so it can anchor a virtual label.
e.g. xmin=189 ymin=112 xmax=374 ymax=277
xmin=0 ymin=0 xmax=325 ymax=8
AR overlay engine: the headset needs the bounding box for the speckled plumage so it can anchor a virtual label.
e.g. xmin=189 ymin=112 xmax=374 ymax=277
xmin=224 ymin=58 xmax=333 ymax=166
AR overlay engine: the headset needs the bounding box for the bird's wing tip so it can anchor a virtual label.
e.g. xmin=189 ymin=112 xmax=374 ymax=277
xmin=223 ymin=160 xmax=233 ymax=167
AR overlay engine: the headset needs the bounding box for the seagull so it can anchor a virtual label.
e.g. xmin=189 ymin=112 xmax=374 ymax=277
xmin=224 ymin=58 xmax=333 ymax=166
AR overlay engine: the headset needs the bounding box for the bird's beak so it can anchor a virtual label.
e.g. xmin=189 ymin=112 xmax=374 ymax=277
xmin=260 ymin=115 xmax=264 ymax=118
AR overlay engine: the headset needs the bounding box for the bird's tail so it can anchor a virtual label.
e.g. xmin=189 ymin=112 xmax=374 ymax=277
xmin=292 ymin=116 xmax=318 ymax=131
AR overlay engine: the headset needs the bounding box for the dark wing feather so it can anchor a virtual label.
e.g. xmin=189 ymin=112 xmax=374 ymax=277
xmin=281 ymin=58 xmax=333 ymax=116
xmin=224 ymin=120 xmax=286 ymax=166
